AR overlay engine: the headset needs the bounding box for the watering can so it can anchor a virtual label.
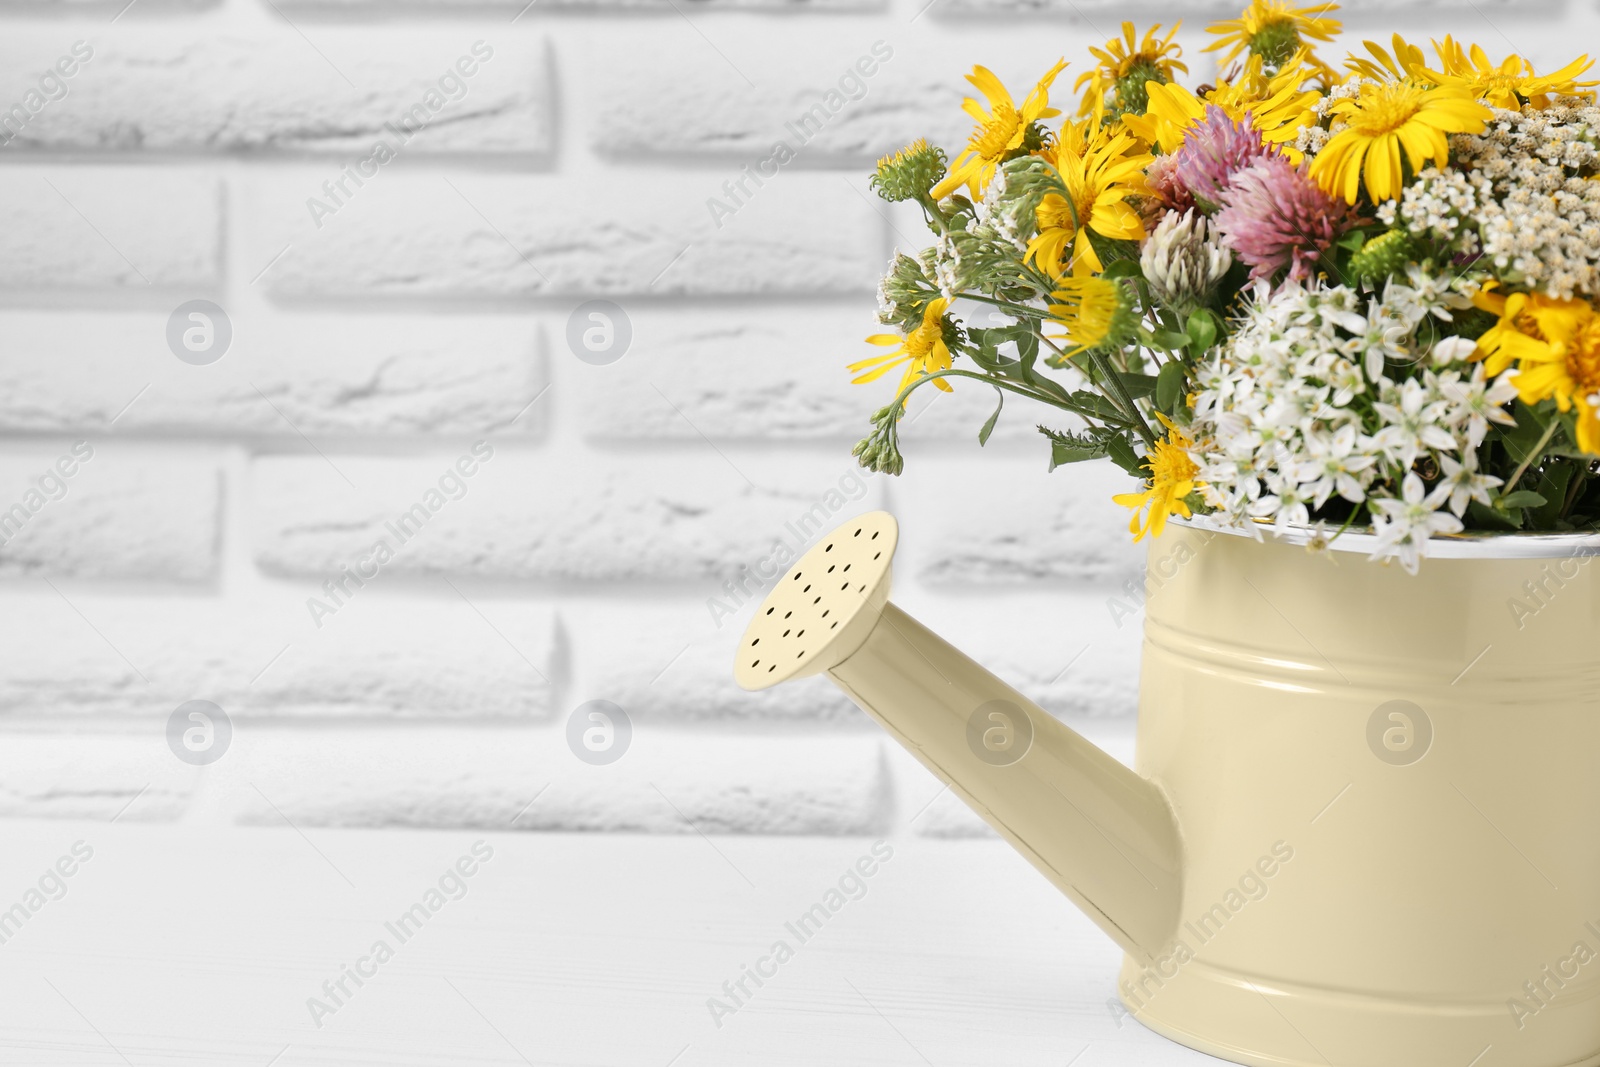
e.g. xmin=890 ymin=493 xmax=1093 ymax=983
xmin=734 ymin=510 xmax=1600 ymax=1067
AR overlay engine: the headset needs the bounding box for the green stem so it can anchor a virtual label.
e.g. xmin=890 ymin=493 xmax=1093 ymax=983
xmin=1560 ymin=458 xmax=1588 ymax=520
xmin=1505 ymin=419 xmax=1560 ymax=494
xmin=1089 ymin=348 xmax=1156 ymax=447
xmin=884 ymin=368 xmax=1128 ymax=430
xmin=960 ymin=293 xmax=1052 ymax=320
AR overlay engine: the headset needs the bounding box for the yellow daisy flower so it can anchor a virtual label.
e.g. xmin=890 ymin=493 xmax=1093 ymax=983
xmin=1046 ymin=275 xmax=1129 ymax=356
xmin=1205 ymin=1 xmax=1341 ymax=76
xmin=1425 ymin=37 xmax=1597 ymax=109
xmin=1075 ymin=22 xmax=1187 ymax=117
xmin=1025 ymin=121 xmax=1151 ymax=277
xmin=850 ymin=298 xmax=954 ymax=405
xmin=931 ymin=60 xmax=1069 ymax=201
xmin=1113 ymin=413 xmax=1202 ymax=541
xmin=1343 ymin=34 xmax=1430 ymax=82
xmin=1309 ymin=75 xmax=1490 ymax=203
xmin=1473 ymin=289 xmax=1600 ymax=454
xmin=1123 ymin=53 xmax=1319 ymax=160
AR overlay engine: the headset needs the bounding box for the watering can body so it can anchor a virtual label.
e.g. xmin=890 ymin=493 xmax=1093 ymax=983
xmin=736 ymin=512 xmax=1600 ymax=1067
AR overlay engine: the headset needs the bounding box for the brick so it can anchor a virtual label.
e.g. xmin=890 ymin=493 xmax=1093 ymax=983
xmin=895 ymin=454 xmax=1145 ymax=585
xmin=0 ymin=311 xmax=545 ymax=436
xmin=0 ymin=448 xmax=218 ymax=581
xmin=591 ymin=38 xmax=965 ymax=161
xmin=0 ymin=169 xmax=218 ymax=291
xmin=251 ymin=453 xmax=888 ymax=582
xmin=295 ymin=0 xmax=871 ymax=8
xmin=568 ymin=585 xmax=1140 ymax=724
xmin=0 ymin=594 xmax=557 ymax=718
xmin=219 ymin=731 xmax=891 ymax=833
xmin=0 ymin=734 xmax=192 ymax=821
xmin=0 ymin=33 xmax=550 ymax=156
xmin=248 ymin=170 xmax=883 ymax=298
xmin=565 ymin=604 xmax=867 ymax=723
xmin=572 ymin=303 xmax=1046 ymax=444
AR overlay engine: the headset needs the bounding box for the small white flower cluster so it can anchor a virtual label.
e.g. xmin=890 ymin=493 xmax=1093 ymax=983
xmin=1189 ymin=274 xmax=1519 ymax=571
xmin=1448 ymin=102 xmax=1600 ymax=299
xmin=1293 ymin=79 xmax=1362 ymax=161
xmin=1376 ymin=166 xmax=1487 ymax=255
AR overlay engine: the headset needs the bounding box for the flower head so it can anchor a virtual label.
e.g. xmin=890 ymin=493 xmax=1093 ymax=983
xmin=1473 ymin=289 xmax=1600 ymax=453
xmin=1076 ymin=22 xmax=1187 ymax=118
xmin=1205 ymin=0 xmax=1342 ymax=76
xmin=1310 ymin=77 xmax=1491 ymax=203
xmin=1025 ymin=120 xmax=1151 ymax=276
xmin=1046 ymin=275 xmax=1136 ymax=357
xmin=1215 ymin=154 xmax=1355 ymax=282
xmin=1113 ymin=413 xmax=1202 ymax=541
xmin=1171 ymin=105 xmax=1276 ymax=203
xmin=1369 ymin=471 xmax=1464 ymax=574
xmin=876 ymin=251 xmax=939 ymax=329
xmin=850 ymin=297 xmax=956 ymax=406
xmin=1425 ymin=37 xmax=1596 ymax=109
xmin=932 ymin=60 xmax=1068 ymax=201
xmin=1141 ymin=209 xmax=1233 ymax=316
xmin=1125 ymin=54 xmax=1320 ymax=161
xmin=871 ymin=139 xmax=948 ymax=203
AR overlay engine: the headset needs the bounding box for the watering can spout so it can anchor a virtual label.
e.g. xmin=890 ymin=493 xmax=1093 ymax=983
xmin=735 ymin=511 xmax=1182 ymax=961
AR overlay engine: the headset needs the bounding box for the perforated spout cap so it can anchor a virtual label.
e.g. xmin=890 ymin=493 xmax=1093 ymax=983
xmin=734 ymin=511 xmax=899 ymax=691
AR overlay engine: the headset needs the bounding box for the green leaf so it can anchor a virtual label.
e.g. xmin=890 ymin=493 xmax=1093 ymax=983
xmin=1336 ymin=228 xmax=1369 ymax=254
xmin=1468 ymin=498 xmax=1522 ymax=531
xmin=1531 ymin=462 xmax=1575 ymax=527
xmin=1105 ymin=433 xmax=1145 ymax=478
xmin=1099 ymin=259 xmax=1143 ymax=281
xmin=1150 ymin=330 xmax=1191 ymax=351
xmin=1156 ymin=361 xmax=1187 ymax=413
xmin=978 ymin=388 xmax=1003 ymax=447
xmin=1065 ymin=390 xmax=1127 ymax=421
xmin=1185 ymin=309 xmax=1219 ymax=354
xmin=1049 ymin=442 xmax=1104 ymax=468
xmin=1498 ymin=490 xmax=1548 ymax=510
xmin=1498 ymin=400 xmax=1549 ymax=464
xmin=1120 ymin=372 xmax=1160 ymax=400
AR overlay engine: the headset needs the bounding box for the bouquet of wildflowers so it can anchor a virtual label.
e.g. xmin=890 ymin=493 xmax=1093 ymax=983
xmin=851 ymin=1 xmax=1600 ymax=570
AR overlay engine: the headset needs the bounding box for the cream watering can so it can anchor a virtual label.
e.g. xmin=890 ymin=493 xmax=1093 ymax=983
xmin=735 ymin=510 xmax=1600 ymax=1067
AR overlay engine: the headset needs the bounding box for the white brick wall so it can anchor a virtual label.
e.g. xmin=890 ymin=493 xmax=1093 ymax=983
xmin=0 ymin=0 xmax=1588 ymax=835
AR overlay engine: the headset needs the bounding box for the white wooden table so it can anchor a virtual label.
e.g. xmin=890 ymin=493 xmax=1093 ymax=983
xmin=0 ymin=820 xmax=1224 ymax=1066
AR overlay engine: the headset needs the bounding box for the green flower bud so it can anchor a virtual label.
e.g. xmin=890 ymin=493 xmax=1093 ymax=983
xmin=870 ymin=139 xmax=948 ymax=203
xmin=877 ymin=252 xmax=938 ymax=329
xmin=1249 ymin=21 xmax=1301 ymax=69
xmin=1349 ymin=229 xmax=1416 ymax=289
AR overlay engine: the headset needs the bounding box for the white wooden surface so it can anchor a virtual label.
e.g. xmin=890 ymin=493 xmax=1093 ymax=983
xmin=0 ymin=815 xmax=1227 ymax=1066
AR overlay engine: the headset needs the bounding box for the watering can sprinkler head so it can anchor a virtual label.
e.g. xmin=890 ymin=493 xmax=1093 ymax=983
xmin=736 ymin=510 xmax=1184 ymax=962
xmin=734 ymin=510 xmax=900 ymax=691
